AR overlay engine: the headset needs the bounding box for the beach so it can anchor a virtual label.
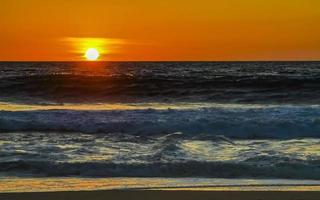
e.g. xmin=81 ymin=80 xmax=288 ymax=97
xmin=1 ymin=190 xmax=320 ymax=200
xmin=1 ymin=178 xmax=320 ymax=199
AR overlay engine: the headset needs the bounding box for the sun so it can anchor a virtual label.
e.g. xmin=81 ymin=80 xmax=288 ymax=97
xmin=85 ymin=48 xmax=100 ymax=61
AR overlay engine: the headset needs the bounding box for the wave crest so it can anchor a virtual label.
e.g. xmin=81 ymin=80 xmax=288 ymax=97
xmin=1 ymin=106 xmax=320 ymax=139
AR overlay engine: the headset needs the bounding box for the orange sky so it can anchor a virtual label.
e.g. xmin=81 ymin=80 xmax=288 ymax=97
xmin=1 ymin=0 xmax=320 ymax=61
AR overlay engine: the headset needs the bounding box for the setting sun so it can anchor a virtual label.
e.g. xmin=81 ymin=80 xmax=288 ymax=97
xmin=85 ymin=48 xmax=99 ymax=61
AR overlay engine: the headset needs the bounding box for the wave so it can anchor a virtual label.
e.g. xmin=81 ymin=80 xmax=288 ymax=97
xmin=1 ymin=159 xmax=320 ymax=179
xmin=0 ymin=131 xmax=319 ymax=179
xmin=1 ymin=74 xmax=320 ymax=104
xmin=1 ymin=105 xmax=320 ymax=139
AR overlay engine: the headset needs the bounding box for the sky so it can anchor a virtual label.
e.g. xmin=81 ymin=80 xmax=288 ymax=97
xmin=1 ymin=0 xmax=320 ymax=61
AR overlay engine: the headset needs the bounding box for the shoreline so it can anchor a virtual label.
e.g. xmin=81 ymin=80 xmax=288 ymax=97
xmin=1 ymin=190 xmax=320 ymax=200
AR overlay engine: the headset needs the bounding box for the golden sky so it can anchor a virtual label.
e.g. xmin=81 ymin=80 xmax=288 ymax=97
xmin=1 ymin=0 xmax=320 ymax=61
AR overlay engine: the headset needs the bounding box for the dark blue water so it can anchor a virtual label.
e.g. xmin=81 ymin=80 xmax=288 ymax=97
xmin=1 ymin=61 xmax=320 ymax=104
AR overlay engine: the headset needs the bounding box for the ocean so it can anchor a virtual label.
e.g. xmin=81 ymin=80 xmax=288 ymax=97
xmin=1 ymin=61 xmax=320 ymax=190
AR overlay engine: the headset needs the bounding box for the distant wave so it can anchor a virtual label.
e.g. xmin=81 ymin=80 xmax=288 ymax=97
xmin=1 ymin=61 xmax=320 ymax=104
xmin=1 ymin=74 xmax=320 ymax=104
xmin=1 ymin=105 xmax=320 ymax=139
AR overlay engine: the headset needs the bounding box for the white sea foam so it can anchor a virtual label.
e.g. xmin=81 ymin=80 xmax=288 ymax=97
xmin=0 ymin=132 xmax=319 ymax=178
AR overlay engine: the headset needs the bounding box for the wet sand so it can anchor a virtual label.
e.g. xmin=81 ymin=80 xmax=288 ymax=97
xmin=1 ymin=178 xmax=320 ymax=200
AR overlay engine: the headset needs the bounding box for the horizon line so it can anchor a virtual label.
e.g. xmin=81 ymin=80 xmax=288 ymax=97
xmin=1 ymin=60 xmax=320 ymax=62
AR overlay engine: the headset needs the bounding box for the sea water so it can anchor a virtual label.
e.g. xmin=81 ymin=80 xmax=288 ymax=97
xmin=1 ymin=62 xmax=320 ymax=190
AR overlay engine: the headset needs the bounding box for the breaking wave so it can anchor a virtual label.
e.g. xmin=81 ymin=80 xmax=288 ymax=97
xmin=1 ymin=105 xmax=320 ymax=139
